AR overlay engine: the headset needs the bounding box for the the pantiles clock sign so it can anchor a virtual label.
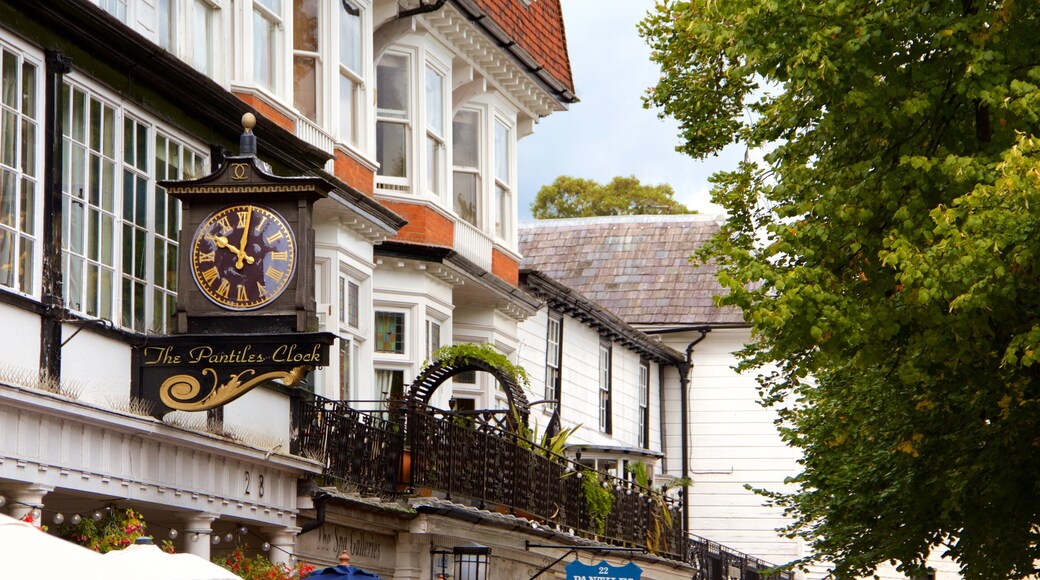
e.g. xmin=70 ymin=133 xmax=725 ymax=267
xmin=132 ymin=114 xmax=335 ymax=416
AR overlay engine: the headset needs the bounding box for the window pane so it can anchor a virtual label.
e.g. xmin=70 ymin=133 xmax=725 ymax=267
xmin=339 ymin=4 xmax=361 ymax=73
xmin=254 ymin=11 xmax=276 ymax=91
xmin=21 ymin=61 xmax=36 ymax=118
xmin=0 ymin=169 xmax=13 ymax=227
xmin=452 ymin=110 xmax=479 ymax=169
xmin=375 ymin=311 xmax=405 ymax=353
xmin=0 ymin=225 xmax=10 ymax=287
xmin=495 ymin=183 xmax=510 ymax=239
xmin=192 ymin=0 xmax=213 ymax=75
xmin=293 ymin=0 xmax=319 ymax=51
xmin=425 ymin=67 xmax=443 ymax=135
xmin=494 ymin=121 xmax=509 ymax=181
xmin=158 ymin=0 xmax=173 ymax=50
xmin=376 ymin=122 xmax=407 ymax=178
xmin=293 ymin=56 xmax=318 ymax=121
xmin=1 ymin=51 xmax=16 ymax=108
xmin=1 ymin=110 xmax=16 ymax=168
xmin=426 ymin=136 xmax=440 ymax=195
xmin=348 ymin=281 xmax=359 ymax=327
xmin=376 ymin=54 xmax=408 ymax=117
xmin=339 ymin=76 xmax=357 ymax=145
xmin=453 ymin=171 xmax=477 ymax=226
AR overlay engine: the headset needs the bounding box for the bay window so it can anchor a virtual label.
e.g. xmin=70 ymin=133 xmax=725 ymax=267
xmin=376 ymin=53 xmax=410 ymax=185
xmin=452 ymin=109 xmax=479 ymax=226
xmin=0 ymin=46 xmax=40 ymax=297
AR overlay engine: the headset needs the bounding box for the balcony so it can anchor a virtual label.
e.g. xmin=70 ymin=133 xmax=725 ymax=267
xmin=453 ymin=218 xmax=493 ymax=272
xmin=290 ymin=393 xmax=789 ymax=579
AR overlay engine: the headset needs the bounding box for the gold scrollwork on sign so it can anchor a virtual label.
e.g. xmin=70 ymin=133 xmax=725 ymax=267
xmin=230 ymin=163 xmax=249 ymax=180
xmin=160 ymin=366 xmax=313 ymax=411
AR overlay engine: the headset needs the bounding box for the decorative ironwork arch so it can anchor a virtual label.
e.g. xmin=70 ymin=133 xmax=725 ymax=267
xmin=407 ymin=356 xmax=530 ymax=432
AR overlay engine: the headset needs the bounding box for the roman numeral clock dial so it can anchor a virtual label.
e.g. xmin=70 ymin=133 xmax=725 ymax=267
xmin=190 ymin=204 xmax=296 ymax=310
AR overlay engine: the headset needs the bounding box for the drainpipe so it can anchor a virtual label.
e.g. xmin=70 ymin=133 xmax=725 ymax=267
xmin=298 ymin=489 xmax=331 ymax=535
xmin=39 ymin=51 xmax=73 ymax=381
xmin=678 ymin=328 xmax=710 ymax=540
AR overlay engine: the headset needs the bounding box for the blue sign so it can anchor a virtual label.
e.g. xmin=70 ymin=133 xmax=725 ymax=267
xmin=565 ymin=560 xmax=642 ymax=580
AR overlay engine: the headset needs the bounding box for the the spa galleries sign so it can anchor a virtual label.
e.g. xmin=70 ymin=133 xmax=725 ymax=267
xmin=132 ymin=332 xmax=335 ymax=417
xmin=566 ymin=560 xmax=642 ymax=580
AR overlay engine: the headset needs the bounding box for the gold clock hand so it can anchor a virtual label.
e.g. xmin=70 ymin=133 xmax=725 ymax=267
xmin=236 ymin=209 xmax=252 ymax=269
xmin=207 ymin=235 xmax=255 ymax=264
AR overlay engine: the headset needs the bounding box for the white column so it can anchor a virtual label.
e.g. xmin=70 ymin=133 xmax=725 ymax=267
xmin=4 ymin=484 xmax=53 ymax=528
xmin=183 ymin=513 xmax=220 ymax=560
xmin=263 ymin=526 xmax=301 ymax=568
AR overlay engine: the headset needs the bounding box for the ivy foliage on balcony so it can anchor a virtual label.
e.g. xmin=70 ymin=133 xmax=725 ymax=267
xmin=424 ymin=343 xmax=531 ymax=389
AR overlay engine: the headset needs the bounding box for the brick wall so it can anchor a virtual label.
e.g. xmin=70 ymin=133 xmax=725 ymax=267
xmin=232 ymin=92 xmax=295 ymax=132
xmin=492 ymin=248 xmax=519 ymax=286
xmin=334 ymin=150 xmax=375 ymax=196
xmin=378 ymin=201 xmax=454 ymax=247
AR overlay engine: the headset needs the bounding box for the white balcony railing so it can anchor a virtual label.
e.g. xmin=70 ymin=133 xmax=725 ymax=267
xmin=295 ymin=116 xmax=336 ymax=173
xmin=454 ymin=218 xmax=493 ymax=272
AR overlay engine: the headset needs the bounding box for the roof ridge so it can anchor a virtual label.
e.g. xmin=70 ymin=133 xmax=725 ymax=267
xmin=519 ymin=214 xmax=724 ymax=229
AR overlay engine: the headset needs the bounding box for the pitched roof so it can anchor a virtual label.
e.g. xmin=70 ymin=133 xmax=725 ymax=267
xmin=518 ymin=215 xmax=746 ymax=327
xmin=462 ymin=0 xmax=575 ymax=97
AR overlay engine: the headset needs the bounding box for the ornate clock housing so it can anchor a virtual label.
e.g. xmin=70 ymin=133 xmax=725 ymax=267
xmin=190 ymin=204 xmax=297 ymax=311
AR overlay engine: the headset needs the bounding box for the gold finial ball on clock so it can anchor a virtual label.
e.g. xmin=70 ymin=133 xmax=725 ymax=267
xmin=242 ymin=112 xmax=256 ymax=131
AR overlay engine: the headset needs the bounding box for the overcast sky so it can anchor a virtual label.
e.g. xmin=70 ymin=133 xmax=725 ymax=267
xmin=517 ymin=1 xmax=744 ymax=221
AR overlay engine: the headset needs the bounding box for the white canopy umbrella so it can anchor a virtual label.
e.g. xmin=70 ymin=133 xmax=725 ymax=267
xmin=0 ymin=512 xmax=128 ymax=577
xmin=103 ymin=539 xmax=244 ymax=580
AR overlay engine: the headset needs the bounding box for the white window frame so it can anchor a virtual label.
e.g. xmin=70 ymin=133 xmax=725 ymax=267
xmin=544 ymin=313 xmax=562 ymax=405
xmin=292 ymin=0 xmax=322 ymax=122
xmin=0 ymin=41 xmax=43 ymax=299
xmin=424 ymin=62 xmax=447 ymax=201
xmin=374 ymin=307 xmax=409 ymax=357
xmin=493 ymin=117 xmax=514 ymax=244
xmin=639 ymin=359 xmax=650 ymax=449
xmin=451 ymin=106 xmax=482 ymax=228
xmin=336 ymin=0 xmax=368 ymax=149
xmin=337 ymin=264 xmax=367 ymax=402
xmin=425 ymin=318 xmax=441 ymax=359
xmin=599 ymin=340 xmax=612 ymax=434
xmin=60 ymin=76 xmax=207 ymax=333
xmin=375 ymin=49 xmax=414 ymax=192
xmin=252 ymin=0 xmax=286 ymax=95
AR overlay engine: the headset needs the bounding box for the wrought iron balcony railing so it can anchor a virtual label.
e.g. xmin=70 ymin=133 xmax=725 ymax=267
xmin=290 ymin=394 xmax=790 ymax=579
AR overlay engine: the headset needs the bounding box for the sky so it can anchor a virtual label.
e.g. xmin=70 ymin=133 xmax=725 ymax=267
xmin=517 ymin=1 xmax=745 ymax=221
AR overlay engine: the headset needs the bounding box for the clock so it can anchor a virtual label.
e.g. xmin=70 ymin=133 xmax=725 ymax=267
xmin=190 ymin=204 xmax=297 ymax=311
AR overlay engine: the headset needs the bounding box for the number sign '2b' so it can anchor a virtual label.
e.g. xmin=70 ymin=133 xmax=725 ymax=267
xmin=565 ymin=560 xmax=642 ymax=580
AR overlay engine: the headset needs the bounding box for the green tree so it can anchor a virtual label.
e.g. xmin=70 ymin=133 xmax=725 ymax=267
xmin=530 ymin=175 xmax=693 ymax=218
xmin=642 ymin=1 xmax=1040 ymax=578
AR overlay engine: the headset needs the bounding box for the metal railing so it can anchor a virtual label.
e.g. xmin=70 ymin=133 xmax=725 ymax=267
xmin=291 ymin=395 xmax=789 ymax=579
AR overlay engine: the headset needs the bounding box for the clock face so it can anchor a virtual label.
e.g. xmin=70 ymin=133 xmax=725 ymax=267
xmin=190 ymin=204 xmax=297 ymax=311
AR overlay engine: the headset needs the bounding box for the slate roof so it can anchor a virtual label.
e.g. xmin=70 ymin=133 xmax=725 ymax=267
xmin=465 ymin=0 xmax=575 ymax=96
xmin=518 ymin=215 xmax=747 ymax=326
